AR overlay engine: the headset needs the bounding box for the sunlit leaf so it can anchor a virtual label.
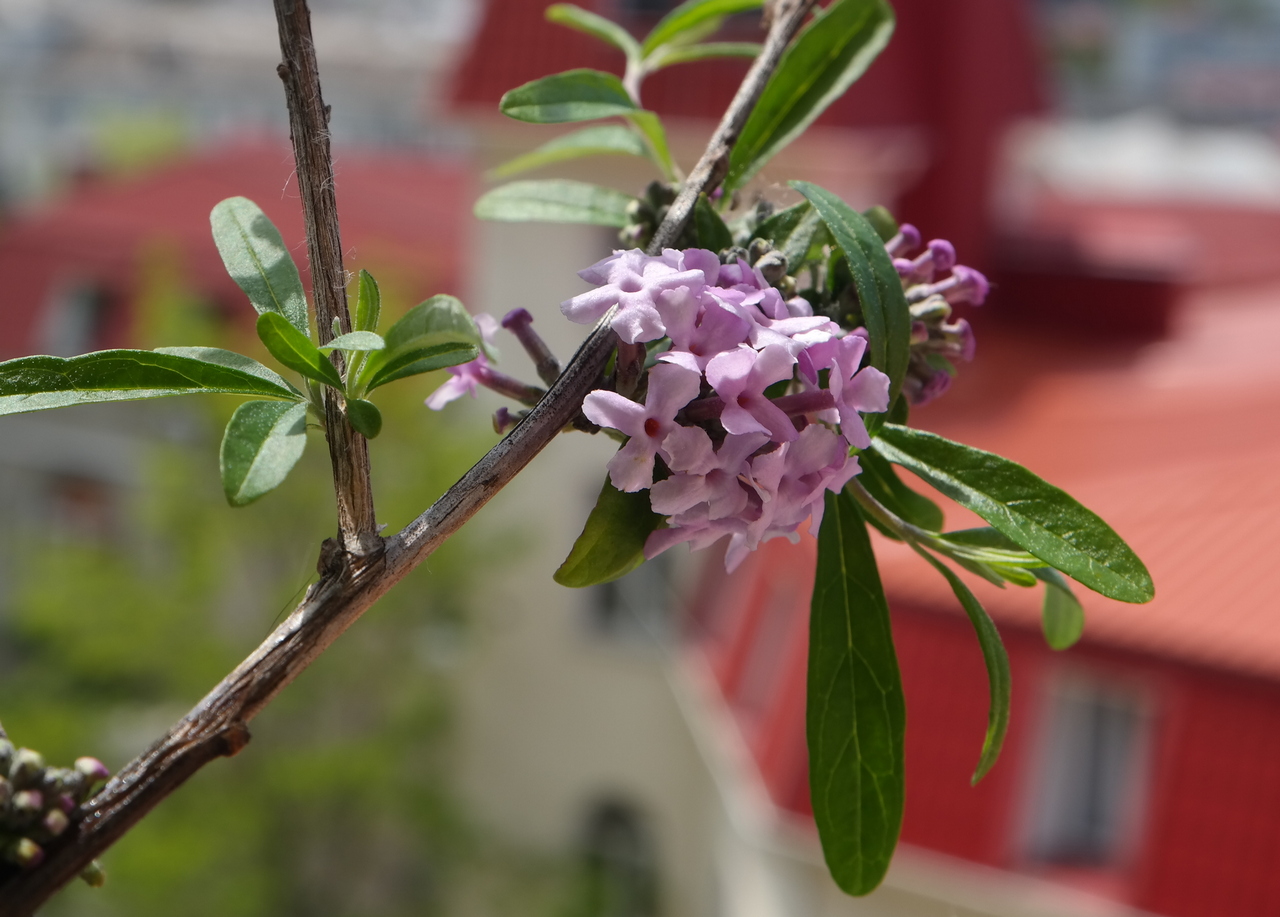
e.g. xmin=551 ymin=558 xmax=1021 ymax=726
xmin=0 ymin=349 xmax=302 ymax=416
xmin=554 ymin=478 xmax=665 ymax=587
xmin=794 ymin=181 xmax=910 ymax=401
xmin=210 ymin=197 xmax=310 ymax=334
xmin=648 ymin=41 xmax=761 ymax=69
xmin=641 ymin=0 xmax=764 ymax=57
xmin=319 ymin=331 xmax=384 ymax=354
xmin=256 ymin=312 xmax=344 ymax=390
xmin=546 ymin=4 xmax=641 ymax=60
xmin=694 ymin=195 xmax=734 ymax=251
xmin=727 ymin=0 xmax=893 ymax=189
xmin=809 ymin=489 xmax=904 ymax=896
xmin=500 ymin=70 xmax=636 ymax=124
xmin=489 ymin=126 xmax=649 ymax=179
xmin=475 ymin=180 xmax=637 ymax=227
xmin=220 ymin=400 xmax=309 ymax=506
xmin=857 ymin=450 xmax=944 ymax=532
xmin=873 ymin=425 xmax=1155 ymax=604
xmin=361 ymin=295 xmax=482 ymax=392
xmin=353 ymin=269 xmax=381 ymax=333
xmin=913 ymin=547 xmax=1012 ymax=784
xmin=1035 ymin=567 xmax=1085 ymax=650
xmin=626 ymin=110 xmax=677 ymax=179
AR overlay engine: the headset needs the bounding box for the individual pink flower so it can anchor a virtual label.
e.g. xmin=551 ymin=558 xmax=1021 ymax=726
xmin=582 ymin=363 xmax=702 ymax=492
xmin=561 ymin=249 xmax=707 ymax=344
xmin=425 ymin=313 xmax=501 ymax=410
xmin=705 ymin=344 xmax=798 ymax=442
xmin=655 ymin=288 xmax=752 ymax=373
xmin=650 ymin=432 xmax=769 ymax=521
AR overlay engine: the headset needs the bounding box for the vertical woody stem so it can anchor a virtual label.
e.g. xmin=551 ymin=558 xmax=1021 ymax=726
xmin=273 ymin=0 xmax=379 ymax=554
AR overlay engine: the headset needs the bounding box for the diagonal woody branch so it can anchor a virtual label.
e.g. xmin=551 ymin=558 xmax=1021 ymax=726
xmin=0 ymin=0 xmax=817 ymax=912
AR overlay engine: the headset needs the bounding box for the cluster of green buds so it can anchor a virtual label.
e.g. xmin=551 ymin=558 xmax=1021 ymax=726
xmin=0 ymin=733 xmax=109 ymax=885
xmin=619 ymin=181 xmax=683 ymax=249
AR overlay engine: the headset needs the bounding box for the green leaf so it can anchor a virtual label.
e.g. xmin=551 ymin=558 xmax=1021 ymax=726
xmin=1035 ymin=567 xmax=1085 ymax=650
xmin=694 ymin=195 xmax=734 ymax=251
xmin=219 ymin=400 xmax=308 ymax=506
xmin=648 ymin=41 xmax=761 ymax=69
xmin=913 ymin=547 xmax=1011 ymax=784
xmin=489 ymin=125 xmax=649 ymax=179
xmin=809 ymin=489 xmax=904 ymax=896
xmin=360 ymin=295 xmax=482 ymax=392
xmin=0 ymin=349 xmax=303 ymax=416
xmin=256 ymin=312 xmax=344 ymax=390
xmin=346 ymin=398 xmax=383 ymax=439
xmin=641 ymin=0 xmax=764 ymax=56
xmin=499 ymin=69 xmax=637 ymax=124
xmin=872 ymin=425 xmax=1155 ymax=604
xmin=794 ymin=181 xmax=910 ymax=400
xmin=153 ymin=347 xmax=300 ymax=395
xmin=475 ymin=180 xmax=637 ymax=227
xmin=554 ymin=478 xmax=665 ymax=587
xmin=546 ymin=4 xmax=641 ymax=60
xmin=858 ymin=450 xmax=944 ymax=532
xmin=319 ymin=331 xmax=384 ymax=354
xmin=727 ymin=0 xmax=894 ymax=189
xmin=354 ymin=269 xmax=381 ymax=333
xmin=210 ymin=197 xmax=309 ymax=334
xmin=754 ymin=200 xmax=810 ymax=242
xmin=626 ymin=110 xmax=677 ymax=180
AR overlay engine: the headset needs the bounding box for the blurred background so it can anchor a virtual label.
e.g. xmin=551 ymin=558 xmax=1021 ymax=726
xmin=2 ymin=0 xmax=1280 ymax=915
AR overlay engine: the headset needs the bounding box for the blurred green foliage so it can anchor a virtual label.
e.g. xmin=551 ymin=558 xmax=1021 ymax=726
xmin=0 ymin=252 xmax=497 ymax=916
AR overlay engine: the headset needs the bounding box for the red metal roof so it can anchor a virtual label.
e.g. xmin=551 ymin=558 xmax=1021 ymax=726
xmin=0 ymin=142 xmax=470 ymax=358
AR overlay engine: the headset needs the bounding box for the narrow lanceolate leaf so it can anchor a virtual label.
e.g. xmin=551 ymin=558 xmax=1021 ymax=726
xmin=220 ymin=400 xmax=309 ymax=506
xmin=354 ymin=269 xmax=381 ymax=333
xmin=912 ymin=547 xmax=1011 ymax=784
xmin=546 ymin=4 xmax=641 ymax=60
xmin=0 ymin=349 xmax=302 ymax=416
xmin=475 ymin=180 xmax=636 ymax=227
xmin=694 ymin=195 xmax=734 ymax=252
xmin=794 ymin=181 xmax=910 ymax=400
xmin=345 ymin=398 xmax=383 ymax=439
xmin=360 ymin=295 xmax=482 ymax=392
xmin=626 ymin=110 xmax=678 ymax=180
xmin=319 ymin=331 xmax=384 ymax=354
xmin=210 ymin=197 xmax=309 ymax=334
xmin=1034 ymin=567 xmax=1085 ymax=650
xmin=554 ymin=478 xmax=665 ymax=587
xmin=500 ymin=70 xmax=637 ymax=124
xmin=153 ymin=347 xmax=300 ymax=395
xmin=872 ymin=425 xmax=1155 ymax=604
xmin=256 ymin=312 xmax=344 ymax=390
xmin=489 ymin=125 xmax=649 ymax=179
xmin=641 ymin=0 xmax=764 ymax=57
xmin=727 ymin=0 xmax=893 ymax=190
xmin=648 ymin=41 xmax=761 ymax=69
xmin=809 ymin=490 xmax=905 ymax=896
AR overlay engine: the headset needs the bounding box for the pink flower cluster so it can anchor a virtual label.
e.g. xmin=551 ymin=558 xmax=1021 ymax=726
xmin=564 ymin=248 xmax=890 ymax=571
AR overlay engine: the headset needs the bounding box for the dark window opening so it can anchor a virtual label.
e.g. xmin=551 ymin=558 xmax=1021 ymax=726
xmin=1026 ymin=677 xmax=1151 ymax=868
xmin=579 ymin=800 xmax=660 ymax=917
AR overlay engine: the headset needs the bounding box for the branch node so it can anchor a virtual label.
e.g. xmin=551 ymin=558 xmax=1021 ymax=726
xmin=219 ymin=724 xmax=252 ymax=758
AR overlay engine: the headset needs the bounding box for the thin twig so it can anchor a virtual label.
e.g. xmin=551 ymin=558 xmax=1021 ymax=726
xmin=0 ymin=0 xmax=817 ymax=911
xmin=274 ymin=0 xmax=380 ymax=556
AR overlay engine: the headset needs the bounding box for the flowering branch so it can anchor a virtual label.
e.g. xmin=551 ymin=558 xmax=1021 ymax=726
xmin=0 ymin=1 xmax=824 ymax=912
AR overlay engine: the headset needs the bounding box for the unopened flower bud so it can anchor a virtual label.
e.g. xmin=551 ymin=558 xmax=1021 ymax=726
xmin=80 ymin=859 xmax=106 ymax=887
xmin=0 ymin=739 xmax=14 ymax=774
xmin=909 ymin=296 xmax=951 ymax=323
xmin=10 ymin=748 xmax=44 ymax=787
xmin=747 ymin=237 xmax=772 ymax=263
xmin=754 ymin=251 xmax=788 ymax=285
xmin=58 ymin=793 xmax=77 ymax=813
xmin=618 ymin=224 xmax=646 ymax=246
xmin=910 ymin=321 xmax=929 ymax=345
xmin=624 ymin=199 xmax=652 ymax=223
xmin=720 ymin=246 xmax=748 ymax=265
xmin=944 ymin=265 xmax=989 ymax=306
xmin=13 ymin=788 xmax=43 ymax=816
xmin=3 ymin=837 xmax=43 ymax=870
xmin=886 ymin=223 xmax=921 ymax=256
xmin=40 ymin=808 xmax=69 ymax=839
xmin=927 ymin=239 xmax=956 ymax=272
xmin=74 ymin=757 xmax=110 ymax=799
xmin=644 ymin=180 xmax=676 ymax=208
xmin=940 ymin=318 xmax=976 ymax=361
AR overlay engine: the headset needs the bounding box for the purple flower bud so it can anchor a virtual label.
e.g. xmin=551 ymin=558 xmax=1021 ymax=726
xmin=927 ymin=239 xmax=956 ymax=272
xmin=41 ymin=808 xmax=69 ymax=838
xmin=58 ymin=793 xmax=76 ymax=813
xmin=74 ymin=757 xmax=109 ymax=796
xmin=893 ymin=257 xmax=916 ymax=277
xmin=910 ymin=321 xmax=929 ymax=345
xmin=941 ymin=319 xmax=976 ymax=362
xmin=946 ymin=266 xmax=989 ymax=306
xmin=13 ymin=788 xmax=43 ymax=815
xmin=916 ymin=370 xmax=952 ymax=405
xmin=4 ymin=837 xmax=43 ymax=870
xmin=886 ymin=223 xmax=921 ymax=256
xmin=502 ymin=308 xmax=561 ymax=384
xmin=492 ymin=407 xmax=519 ymax=434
